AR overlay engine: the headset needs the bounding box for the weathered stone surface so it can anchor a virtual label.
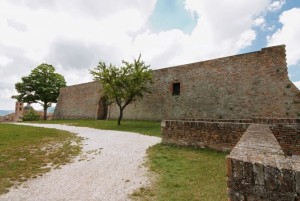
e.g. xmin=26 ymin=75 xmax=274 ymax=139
xmin=296 ymin=171 xmax=300 ymax=194
xmin=227 ymin=123 xmax=300 ymax=200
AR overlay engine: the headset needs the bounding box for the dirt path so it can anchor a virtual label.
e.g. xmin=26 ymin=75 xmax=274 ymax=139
xmin=0 ymin=123 xmax=161 ymax=201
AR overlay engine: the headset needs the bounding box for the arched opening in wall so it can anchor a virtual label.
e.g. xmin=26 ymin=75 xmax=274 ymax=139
xmin=97 ymin=97 xmax=108 ymax=120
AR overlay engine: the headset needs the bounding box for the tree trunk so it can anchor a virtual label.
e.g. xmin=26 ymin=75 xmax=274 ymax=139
xmin=43 ymin=104 xmax=47 ymax=120
xmin=118 ymin=107 xmax=123 ymax=125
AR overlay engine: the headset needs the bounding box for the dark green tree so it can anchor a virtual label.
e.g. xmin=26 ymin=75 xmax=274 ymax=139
xmin=90 ymin=55 xmax=153 ymax=125
xmin=12 ymin=63 xmax=66 ymax=120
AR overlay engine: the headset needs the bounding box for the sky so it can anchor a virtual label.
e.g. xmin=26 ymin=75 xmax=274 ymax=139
xmin=0 ymin=0 xmax=300 ymax=110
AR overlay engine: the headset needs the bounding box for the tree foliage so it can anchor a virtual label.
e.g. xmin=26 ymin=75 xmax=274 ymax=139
xmin=12 ymin=63 xmax=66 ymax=120
xmin=90 ymin=55 xmax=153 ymax=125
xmin=22 ymin=109 xmax=40 ymax=121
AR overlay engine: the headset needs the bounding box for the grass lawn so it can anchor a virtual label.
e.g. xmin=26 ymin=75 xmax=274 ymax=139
xmin=34 ymin=119 xmax=161 ymax=137
xmin=0 ymin=123 xmax=82 ymax=194
xmin=132 ymin=144 xmax=228 ymax=201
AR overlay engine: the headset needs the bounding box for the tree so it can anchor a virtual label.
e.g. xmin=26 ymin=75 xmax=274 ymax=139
xmin=12 ymin=63 xmax=66 ymax=120
xmin=90 ymin=55 xmax=153 ymax=125
xmin=22 ymin=109 xmax=40 ymax=121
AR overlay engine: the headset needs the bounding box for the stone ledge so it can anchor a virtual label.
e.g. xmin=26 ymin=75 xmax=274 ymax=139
xmin=227 ymin=124 xmax=300 ymax=200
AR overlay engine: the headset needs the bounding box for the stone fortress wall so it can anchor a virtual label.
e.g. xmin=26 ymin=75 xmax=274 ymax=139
xmin=54 ymin=45 xmax=300 ymax=120
xmin=52 ymin=45 xmax=300 ymax=200
xmin=53 ymin=81 xmax=105 ymax=119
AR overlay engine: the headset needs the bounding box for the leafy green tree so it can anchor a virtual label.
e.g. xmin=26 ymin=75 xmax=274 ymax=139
xmin=90 ymin=55 xmax=153 ymax=125
xmin=12 ymin=64 xmax=66 ymax=120
xmin=22 ymin=109 xmax=40 ymax=121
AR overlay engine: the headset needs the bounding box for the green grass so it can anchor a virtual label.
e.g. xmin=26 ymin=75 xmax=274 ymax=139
xmin=34 ymin=119 xmax=161 ymax=137
xmin=132 ymin=144 xmax=228 ymax=201
xmin=0 ymin=123 xmax=82 ymax=194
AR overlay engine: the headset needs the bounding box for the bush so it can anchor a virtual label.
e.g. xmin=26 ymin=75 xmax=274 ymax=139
xmin=22 ymin=109 xmax=40 ymax=121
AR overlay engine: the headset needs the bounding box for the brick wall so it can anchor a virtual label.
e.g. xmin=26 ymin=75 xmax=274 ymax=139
xmin=54 ymin=45 xmax=300 ymax=120
xmin=161 ymin=120 xmax=250 ymax=151
xmin=271 ymin=124 xmax=300 ymax=156
xmin=53 ymin=82 xmax=104 ymax=119
xmin=161 ymin=118 xmax=300 ymax=153
xmin=109 ymin=45 xmax=300 ymax=120
xmin=227 ymin=124 xmax=300 ymax=200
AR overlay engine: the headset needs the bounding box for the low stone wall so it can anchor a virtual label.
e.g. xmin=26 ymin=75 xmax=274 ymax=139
xmin=184 ymin=117 xmax=300 ymax=124
xmin=161 ymin=120 xmax=250 ymax=151
xmin=162 ymin=118 xmax=299 ymax=153
xmin=227 ymin=124 xmax=300 ymax=200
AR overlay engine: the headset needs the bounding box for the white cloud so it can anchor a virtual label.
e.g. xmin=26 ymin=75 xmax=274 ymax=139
xmin=254 ymin=17 xmax=266 ymax=27
xmin=268 ymin=0 xmax=285 ymax=11
xmin=165 ymin=0 xmax=270 ymax=65
xmin=0 ymin=0 xmax=296 ymax=110
xmin=0 ymin=55 xmax=12 ymax=66
xmin=268 ymin=8 xmax=300 ymax=66
xmin=0 ymin=0 xmax=157 ymax=109
xmin=293 ymin=81 xmax=300 ymax=89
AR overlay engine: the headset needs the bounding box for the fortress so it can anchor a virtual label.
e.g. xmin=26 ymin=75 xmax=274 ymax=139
xmin=51 ymin=45 xmax=300 ymax=199
xmin=53 ymin=45 xmax=300 ymax=120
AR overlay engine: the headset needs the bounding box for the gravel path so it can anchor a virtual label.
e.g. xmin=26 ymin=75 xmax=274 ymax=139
xmin=0 ymin=123 xmax=161 ymax=201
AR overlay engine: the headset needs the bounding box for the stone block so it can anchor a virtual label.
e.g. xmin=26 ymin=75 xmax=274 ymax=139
xmin=254 ymin=162 xmax=264 ymax=186
xmin=243 ymin=161 xmax=254 ymax=185
xmin=252 ymin=185 xmax=268 ymax=197
xmin=268 ymin=192 xmax=296 ymax=201
xmin=233 ymin=159 xmax=244 ymax=180
xmin=279 ymin=169 xmax=295 ymax=193
xmin=227 ymin=189 xmax=245 ymax=201
xmin=226 ymin=157 xmax=232 ymax=177
xmin=245 ymin=195 xmax=267 ymax=201
xmin=296 ymin=171 xmax=300 ymax=194
xmin=264 ymin=165 xmax=281 ymax=191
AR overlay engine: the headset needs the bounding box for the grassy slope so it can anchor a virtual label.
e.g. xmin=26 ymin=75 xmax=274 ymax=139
xmin=0 ymin=123 xmax=81 ymax=194
xmin=133 ymin=144 xmax=228 ymax=201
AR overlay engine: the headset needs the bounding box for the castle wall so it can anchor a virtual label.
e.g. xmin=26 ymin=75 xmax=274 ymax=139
xmin=109 ymin=45 xmax=300 ymax=120
xmin=53 ymin=82 xmax=103 ymax=119
xmin=54 ymin=45 xmax=300 ymax=120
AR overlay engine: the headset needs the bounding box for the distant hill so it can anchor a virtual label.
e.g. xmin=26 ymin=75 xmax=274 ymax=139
xmin=0 ymin=110 xmax=14 ymax=116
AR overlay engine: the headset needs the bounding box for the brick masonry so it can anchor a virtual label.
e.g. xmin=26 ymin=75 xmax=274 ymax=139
xmin=161 ymin=118 xmax=300 ymax=152
xmin=161 ymin=120 xmax=250 ymax=151
xmin=54 ymin=45 xmax=300 ymax=120
xmin=271 ymin=124 xmax=300 ymax=156
xmin=109 ymin=45 xmax=300 ymax=120
xmin=53 ymin=82 xmax=104 ymax=119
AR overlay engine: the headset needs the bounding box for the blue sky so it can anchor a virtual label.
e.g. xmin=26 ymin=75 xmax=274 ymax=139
xmin=0 ymin=0 xmax=299 ymax=110
xmin=148 ymin=0 xmax=300 ymax=82
xmin=149 ymin=0 xmax=198 ymax=34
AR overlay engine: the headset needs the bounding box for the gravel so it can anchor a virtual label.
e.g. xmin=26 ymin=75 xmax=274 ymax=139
xmin=0 ymin=123 xmax=161 ymax=201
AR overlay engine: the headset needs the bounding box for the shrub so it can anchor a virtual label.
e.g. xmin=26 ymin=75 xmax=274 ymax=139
xmin=22 ymin=109 xmax=40 ymax=121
